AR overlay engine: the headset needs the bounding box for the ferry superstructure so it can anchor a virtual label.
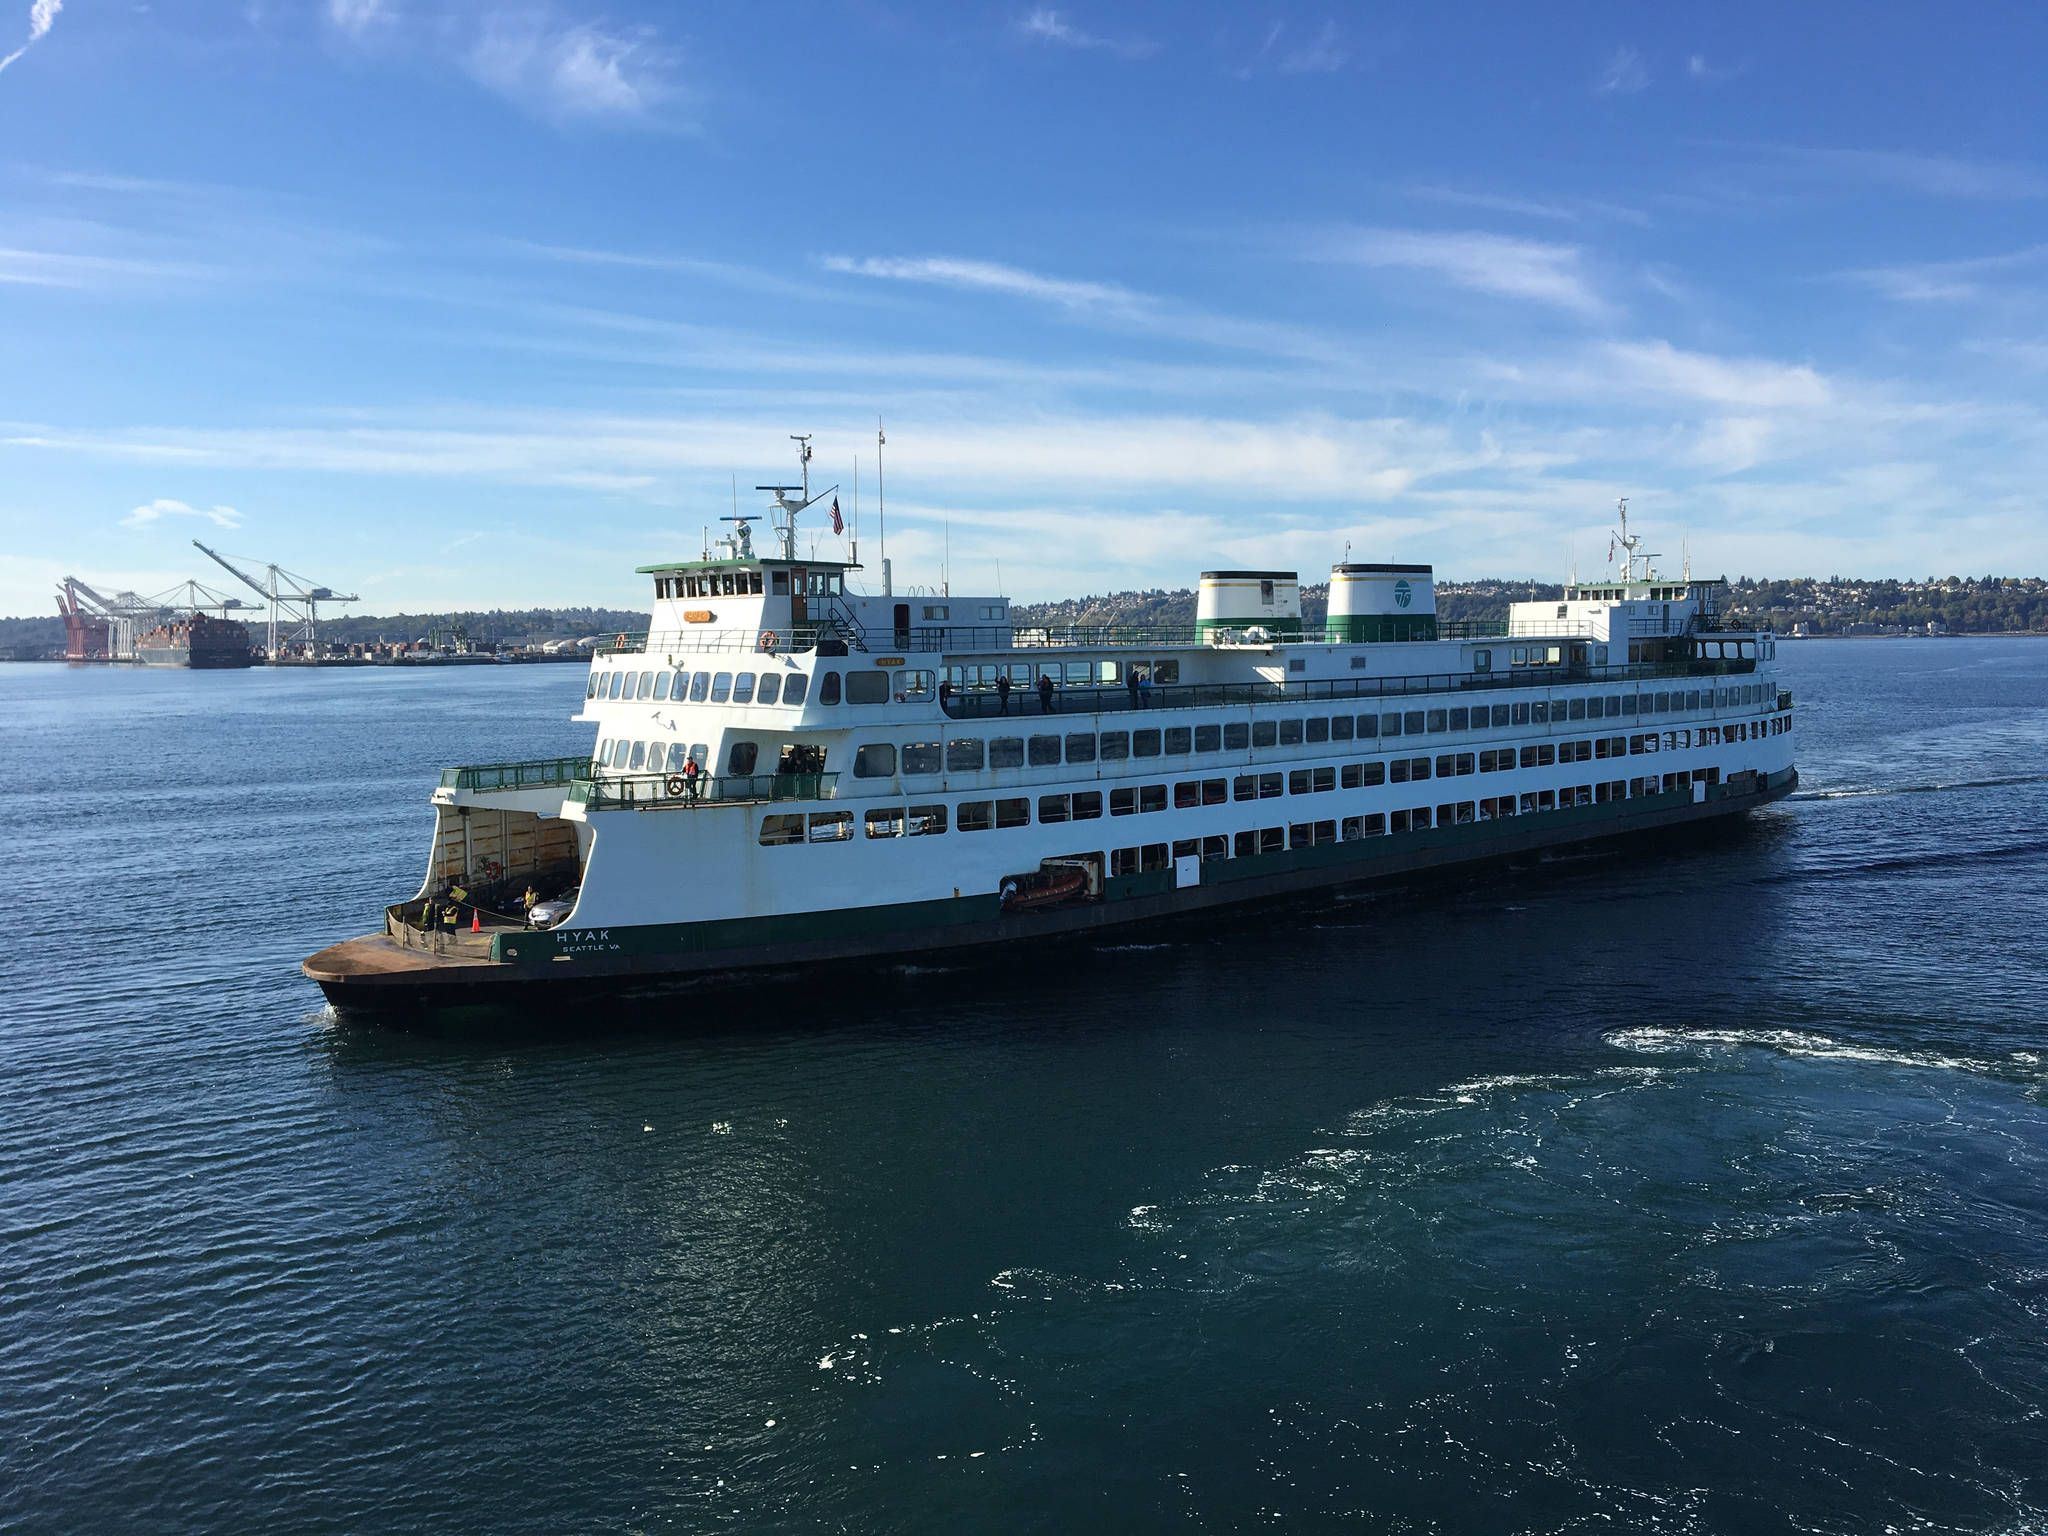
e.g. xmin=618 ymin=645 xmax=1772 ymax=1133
xmin=305 ymin=468 xmax=1796 ymax=1011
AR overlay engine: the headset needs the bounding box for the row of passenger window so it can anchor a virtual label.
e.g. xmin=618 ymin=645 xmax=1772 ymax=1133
xmin=760 ymin=773 xmax=1720 ymax=848
xmin=587 ymin=665 xmax=939 ymax=707
xmin=593 ymin=714 xmax=1788 ymax=784
xmin=846 ymin=723 xmax=1764 ymax=780
xmin=843 ymin=697 xmax=1773 ymax=775
xmin=586 ymin=663 xmax=1779 ymax=727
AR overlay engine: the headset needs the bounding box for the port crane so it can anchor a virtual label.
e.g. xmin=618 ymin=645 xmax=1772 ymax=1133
xmin=55 ymin=575 xmax=267 ymax=661
xmin=192 ymin=540 xmax=358 ymax=660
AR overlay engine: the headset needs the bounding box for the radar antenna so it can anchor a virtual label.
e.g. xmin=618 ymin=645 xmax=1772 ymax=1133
xmin=1609 ymin=498 xmax=1661 ymax=585
xmin=755 ymin=434 xmax=836 ymax=560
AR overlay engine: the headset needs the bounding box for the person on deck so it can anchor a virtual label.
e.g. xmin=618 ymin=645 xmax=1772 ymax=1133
xmin=682 ymin=754 xmax=701 ymax=798
xmin=1037 ymin=673 xmax=1055 ymax=713
xmin=996 ymin=674 xmax=1011 ymax=714
xmin=1125 ymin=667 xmax=1141 ymax=710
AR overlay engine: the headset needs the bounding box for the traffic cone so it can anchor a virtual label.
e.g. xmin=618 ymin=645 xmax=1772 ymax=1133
xmin=471 ymin=909 xmax=481 ymax=933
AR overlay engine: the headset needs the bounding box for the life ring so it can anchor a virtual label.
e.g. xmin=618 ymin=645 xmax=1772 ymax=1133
xmin=615 ymin=633 xmax=627 ymax=645
xmin=758 ymin=630 xmax=777 ymax=652
xmin=665 ymin=774 xmax=686 ymax=798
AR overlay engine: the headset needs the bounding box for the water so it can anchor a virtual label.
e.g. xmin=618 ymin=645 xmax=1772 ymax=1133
xmin=3 ymin=640 xmax=2045 ymax=1533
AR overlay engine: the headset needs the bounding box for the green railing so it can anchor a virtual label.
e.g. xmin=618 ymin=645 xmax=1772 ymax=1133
xmin=569 ymin=771 xmax=838 ymax=810
xmin=438 ymin=756 xmax=593 ymax=791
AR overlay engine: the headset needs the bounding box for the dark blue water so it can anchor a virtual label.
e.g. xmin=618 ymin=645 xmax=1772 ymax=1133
xmin=3 ymin=640 xmax=2046 ymax=1534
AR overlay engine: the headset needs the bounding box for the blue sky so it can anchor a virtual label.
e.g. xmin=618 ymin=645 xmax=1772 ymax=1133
xmin=4 ymin=2 xmax=2046 ymax=617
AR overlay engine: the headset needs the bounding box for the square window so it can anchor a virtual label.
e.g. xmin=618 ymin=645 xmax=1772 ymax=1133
xmin=1224 ymin=723 xmax=1250 ymax=750
xmin=1330 ymin=716 xmax=1354 ymax=742
xmin=1039 ymin=794 xmax=1070 ymax=823
xmin=1028 ymin=734 xmax=1062 ymax=766
xmin=996 ymin=797 xmax=1030 ymax=829
xmin=957 ymin=801 xmax=994 ymax=832
xmin=1073 ymin=791 xmax=1103 ymax=820
xmin=1306 ymin=718 xmax=1329 ymax=743
xmin=1194 ymin=724 xmax=1222 ymax=752
xmin=989 ymin=737 xmax=1024 ymax=769
xmin=1100 ymin=731 xmax=1130 ymax=761
xmin=1140 ymin=784 xmax=1167 ymax=813
xmin=1279 ymin=719 xmax=1304 ymax=746
xmin=1404 ymin=711 xmax=1425 ymax=734
xmin=1133 ymin=729 xmax=1162 ymax=758
xmin=1252 ymin=721 xmax=1278 ymax=748
xmin=947 ymin=738 xmax=985 ymax=772
xmin=1448 ymin=708 xmax=1468 ymax=731
xmin=1164 ymin=727 xmax=1191 ymax=754
xmin=1065 ymin=733 xmax=1097 ymax=764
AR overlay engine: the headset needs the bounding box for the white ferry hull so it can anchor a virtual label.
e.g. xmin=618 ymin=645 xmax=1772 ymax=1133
xmin=305 ymin=768 xmax=1795 ymax=1014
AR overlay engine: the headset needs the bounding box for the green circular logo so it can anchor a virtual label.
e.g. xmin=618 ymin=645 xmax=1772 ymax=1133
xmin=1394 ymin=579 xmax=1412 ymax=609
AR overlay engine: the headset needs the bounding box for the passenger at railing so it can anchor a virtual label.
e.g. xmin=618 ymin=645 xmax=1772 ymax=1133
xmin=1138 ymin=669 xmax=1154 ymax=708
xmin=938 ymin=680 xmax=953 ymax=712
xmin=1037 ymin=673 xmax=1055 ymax=714
xmin=996 ymin=674 xmax=1011 ymax=714
xmin=1126 ymin=667 xmax=1141 ymax=711
xmin=682 ymin=754 xmax=701 ymax=799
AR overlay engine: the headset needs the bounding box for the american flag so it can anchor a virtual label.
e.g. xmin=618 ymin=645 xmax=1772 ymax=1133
xmin=830 ymin=496 xmax=843 ymax=535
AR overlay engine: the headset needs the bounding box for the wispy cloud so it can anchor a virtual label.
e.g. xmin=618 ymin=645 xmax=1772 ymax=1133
xmin=0 ymin=0 xmax=62 ymax=75
xmin=1596 ymin=46 xmax=1649 ymax=95
xmin=1233 ymin=18 xmax=1349 ymax=79
xmin=820 ymin=254 xmax=1148 ymax=312
xmin=320 ymin=3 xmax=686 ymax=127
xmin=1312 ymin=228 xmax=1612 ymax=320
xmin=0 ymin=245 xmax=212 ymax=288
xmin=508 ymin=240 xmax=853 ymax=303
xmin=326 ymin=0 xmax=388 ymax=38
xmin=1016 ymin=9 xmax=1156 ymax=60
xmin=1741 ymin=144 xmax=2048 ymax=201
xmin=467 ymin=17 xmax=681 ymax=124
xmin=121 ymin=498 xmax=243 ymax=530
xmin=1277 ymin=19 xmax=1347 ymax=74
xmin=1600 ymin=339 xmax=1830 ymax=408
xmin=1685 ymin=54 xmax=1743 ymax=82
xmin=1406 ymin=186 xmax=1650 ymax=227
xmin=1845 ymin=243 xmax=2048 ymax=302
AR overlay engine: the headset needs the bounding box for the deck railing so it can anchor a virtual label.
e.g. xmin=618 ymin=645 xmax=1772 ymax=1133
xmin=940 ymin=657 xmax=1762 ymax=719
xmin=438 ymin=756 xmax=593 ymax=791
xmin=568 ymin=771 xmax=838 ymax=811
xmin=592 ymin=616 xmax=1700 ymax=659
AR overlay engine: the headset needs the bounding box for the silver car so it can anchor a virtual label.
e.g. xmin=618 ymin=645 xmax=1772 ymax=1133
xmin=527 ymin=889 xmax=578 ymax=929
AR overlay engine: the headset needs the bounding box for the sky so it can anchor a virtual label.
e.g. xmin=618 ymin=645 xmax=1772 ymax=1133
xmin=3 ymin=1 xmax=2047 ymax=618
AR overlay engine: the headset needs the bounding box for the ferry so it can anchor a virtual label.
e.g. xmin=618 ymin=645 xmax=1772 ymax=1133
xmin=304 ymin=449 xmax=1797 ymax=1012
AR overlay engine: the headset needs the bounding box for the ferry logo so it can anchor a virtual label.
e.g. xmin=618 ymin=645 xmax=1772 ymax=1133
xmin=1394 ymin=579 xmax=1412 ymax=609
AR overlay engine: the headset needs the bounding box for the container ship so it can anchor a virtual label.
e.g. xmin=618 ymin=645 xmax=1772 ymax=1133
xmin=135 ymin=613 xmax=255 ymax=669
xmin=304 ymin=459 xmax=1796 ymax=1014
